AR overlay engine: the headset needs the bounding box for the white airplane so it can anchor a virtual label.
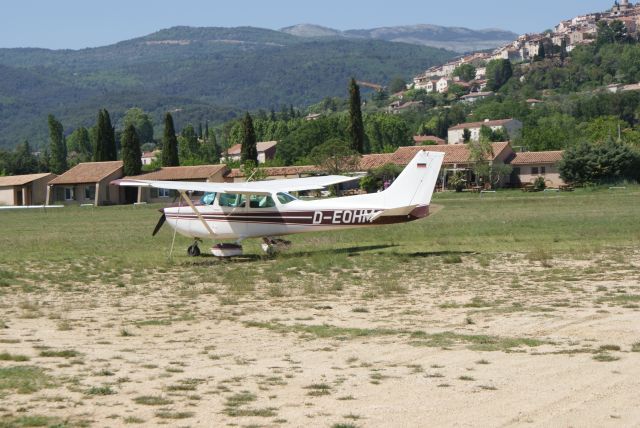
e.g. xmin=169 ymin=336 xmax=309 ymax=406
xmin=118 ymin=150 xmax=445 ymax=257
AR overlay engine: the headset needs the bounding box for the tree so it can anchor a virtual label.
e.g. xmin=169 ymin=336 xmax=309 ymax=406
xmin=12 ymin=141 xmax=38 ymax=175
xmin=559 ymin=140 xmax=640 ymax=184
xmin=123 ymin=108 xmax=154 ymax=145
xmin=486 ymin=59 xmax=513 ymax=91
xmin=240 ymin=112 xmax=258 ymax=164
xmin=469 ymin=136 xmax=511 ymax=188
xmin=348 ymin=78 xmax=365 ymax=153
xmin=536 ymin=41 xmax=546 ymax=61
xmin=388 ymin=77 xmax=407 ymax=94
xmin=94 ymin=109 xmax=116 ymax=161
xmin=178 ymin=124 xmax=200 ymax=163
xmin=121 ymin=124 xmax=142 ymax=176
xmin=463 ymin=128 xmax=472 ymax=143
xmin=453 ymin=64 xmax=476 ymax=82
xmin=360 ymin=163 xmax=402 ymax=193
xmin=364 ymin=113 xmax=412 ymax=153
xmin=161 ymin=113 xmax=179 ymax=167
xmin=310 ymin=138 xmax=360 ymax=176
xmin=67 ymin=127 xmax=92 ymax=163
xmin=203 ymin=128 xmax=220 ymax=164
xmin=48 ymin=114 xmax=67 ymax=174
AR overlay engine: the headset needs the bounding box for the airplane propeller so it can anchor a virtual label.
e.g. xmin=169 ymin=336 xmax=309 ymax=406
xmin=152 ymin=212 xmax=166 ymax=236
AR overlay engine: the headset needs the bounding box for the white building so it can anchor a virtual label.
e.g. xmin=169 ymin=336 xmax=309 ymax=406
xmin=436 ymin=77 xmax=450 ymax=93
xmin=447 ymin=118 xmax=523 ymax=145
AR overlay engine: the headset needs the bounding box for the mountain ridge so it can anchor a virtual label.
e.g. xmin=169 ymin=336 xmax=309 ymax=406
xmin=280 ymin=23 xmax=518 ymax=52
xmin=0 ymin=25 xmax=456 ymax=149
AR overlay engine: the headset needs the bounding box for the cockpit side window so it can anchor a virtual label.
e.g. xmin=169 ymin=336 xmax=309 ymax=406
xmin=200 ymin=192 xmax=217 ymax=205
xmin=276 ymin=192 xmax=297 ymax=205
xmin=218 ymin=193 xmax=246 ymax=208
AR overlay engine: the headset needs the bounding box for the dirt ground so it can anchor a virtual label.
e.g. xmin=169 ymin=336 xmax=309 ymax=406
xmin=1 ymin=249 xmax=640 ymax=427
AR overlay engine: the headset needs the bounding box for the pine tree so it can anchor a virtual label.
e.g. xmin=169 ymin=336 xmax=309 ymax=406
xmin=48 ymin=114 xmax=67 ymax=174
xmin=13 ymin=140 xmax=38 ymax=175
xmin=121 ymin=124 xmax=142 ymax=176
xmin=348 ymin=78 xmax=365 ymax=153
xmin=240 ymin=112 xmax=258 ymax=164
xmin=537 ymin=41 xmax=546 ymax=60
xmin=162 ymin=113 xmax=179 ymax=166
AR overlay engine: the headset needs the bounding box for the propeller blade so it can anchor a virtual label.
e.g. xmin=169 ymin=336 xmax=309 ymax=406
xmin=152 ymin=213 xmax=166 ymax=236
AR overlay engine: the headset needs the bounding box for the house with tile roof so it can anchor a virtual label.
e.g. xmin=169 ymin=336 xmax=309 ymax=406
xmin=508 ymin=150 xmax=565 ymax=188
xmin=47 ymin=161 xmax=124 ymax=206
xmin=222 ymin=141 xmax=278 ymax=164
xmin=0 ymin=173 xmax=57 ymax=206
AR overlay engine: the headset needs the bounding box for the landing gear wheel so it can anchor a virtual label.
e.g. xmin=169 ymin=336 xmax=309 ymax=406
xmin=187 ymin=243 xmax=201 ymax=257
xmin=261 ymin=237 xmax=292 ymax=255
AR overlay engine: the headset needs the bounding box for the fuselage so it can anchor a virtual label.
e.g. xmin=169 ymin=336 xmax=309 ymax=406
xmin=164 ymin=192 xmax=430 ymax=240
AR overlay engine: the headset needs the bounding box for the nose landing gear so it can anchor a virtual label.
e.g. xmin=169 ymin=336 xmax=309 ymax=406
xmin=187 ymin=240 xmax=201 ymax=257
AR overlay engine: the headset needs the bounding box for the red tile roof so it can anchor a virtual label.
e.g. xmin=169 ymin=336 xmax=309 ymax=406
xmin=510 ymin=151 xmax=563 ymax=165
xmin=413 ymin=135 xmax=446 ymax=145
xmin=49 ymin=161 xmax=123 ymax=185
xmin=0 ymin=173 xmax=56 ymax=187
xmin=449 ymin=119 xmax=517 ymax=131
xmin=358 ymin=153 xmax=396 ymax=170
xmin=226 ymin=165 xmax=319 ymax=179
xmin=393 ymin=142 xmax=512 ymax=165
xmin=126 ymin=164 xmax=228 ymax=181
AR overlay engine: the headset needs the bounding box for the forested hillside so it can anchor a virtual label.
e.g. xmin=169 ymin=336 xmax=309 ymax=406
xmin=0 ymin=26 xmax=454 ymax=149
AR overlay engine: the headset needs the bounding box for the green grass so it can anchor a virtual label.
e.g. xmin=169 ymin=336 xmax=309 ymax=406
xmin=133 ymin=395 xmax=173 ymax=406
xmin=0 ymin=352 xmax=30 ymax=362
xmin=0 ymin=366 xmax=55 ymax=394
xmin=0 ymin=415 xmax=66 ymax=427
xmin=38 ymin=349 xmax=80 ymax=358
xmin=0 ymin=189 xmax=638 ymax=275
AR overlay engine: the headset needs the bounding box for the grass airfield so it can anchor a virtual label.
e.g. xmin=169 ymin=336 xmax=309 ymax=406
xmin=1 ymin=188 xmax=640 ymax=427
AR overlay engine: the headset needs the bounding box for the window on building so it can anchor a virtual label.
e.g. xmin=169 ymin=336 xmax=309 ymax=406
xmin=84 ymin=185 xmax=96 ymax=200
xmin=158 ymin=188 xmax=170 ymax=198
xmin=64 ymin=187 xmax=74 ymax=201
xmin=540 ymin=166 xmax=546 ymax=175
xmin=531 ymin=167 xmax=539 ymax=175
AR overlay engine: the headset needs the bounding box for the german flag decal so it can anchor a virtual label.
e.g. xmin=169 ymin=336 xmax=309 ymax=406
xmin=417 ymin=163 xmax=427 ymax=168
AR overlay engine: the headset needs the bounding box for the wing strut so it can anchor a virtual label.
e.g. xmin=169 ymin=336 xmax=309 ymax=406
xmin=179 ymin=191 xmax=216 ymax=238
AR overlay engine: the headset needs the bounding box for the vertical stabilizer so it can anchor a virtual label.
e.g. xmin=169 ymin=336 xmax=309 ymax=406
xmin=380 ymin=150 xmax=444 ymax=208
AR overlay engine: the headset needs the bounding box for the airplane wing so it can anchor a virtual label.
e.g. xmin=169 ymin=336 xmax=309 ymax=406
xmin=115 ymin=175 xmax=361 ymax=196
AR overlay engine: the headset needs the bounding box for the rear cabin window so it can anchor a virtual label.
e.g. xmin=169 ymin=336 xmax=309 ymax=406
xmin=249 ymin=195 xmax=276 ymax=208
xmin=218 ymin=193 xmax=245 ymax=208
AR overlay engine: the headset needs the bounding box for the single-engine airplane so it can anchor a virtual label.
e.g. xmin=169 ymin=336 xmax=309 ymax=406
xmin=118 ymin=150 xmax=444 ymax=257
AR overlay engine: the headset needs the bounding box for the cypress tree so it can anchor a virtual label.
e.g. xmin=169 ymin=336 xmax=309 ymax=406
xmin=162 ymin=113 xmax=179 ymax=166
xmin=240 ymin=112 xmax=258 ymax=164
xmin=105 ymin=109 xmax=117 ymax=160
xmin=203 ymin=128 xmax=220 ymax=164
xmin=121 ymin=124 xmax=142 ymax=176
xmin=348 ymin=78 xmax=365 ymax=153
xmin=48 ymin=114 xmax=67 ymax=174
xmin=94 ymin=109 xmax=117 ymax=161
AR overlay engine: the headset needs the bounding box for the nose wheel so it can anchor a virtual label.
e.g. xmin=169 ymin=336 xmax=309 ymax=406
xmin=187 ymin=241 xmax=201 ymax=257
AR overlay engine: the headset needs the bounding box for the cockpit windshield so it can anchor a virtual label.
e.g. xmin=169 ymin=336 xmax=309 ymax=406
xmin=276 ymin=192 xmax=297 ymax=205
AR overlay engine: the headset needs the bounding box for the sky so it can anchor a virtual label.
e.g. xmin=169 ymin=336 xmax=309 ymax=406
xmin=1 ymin=0 xmax=614 ymax=49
